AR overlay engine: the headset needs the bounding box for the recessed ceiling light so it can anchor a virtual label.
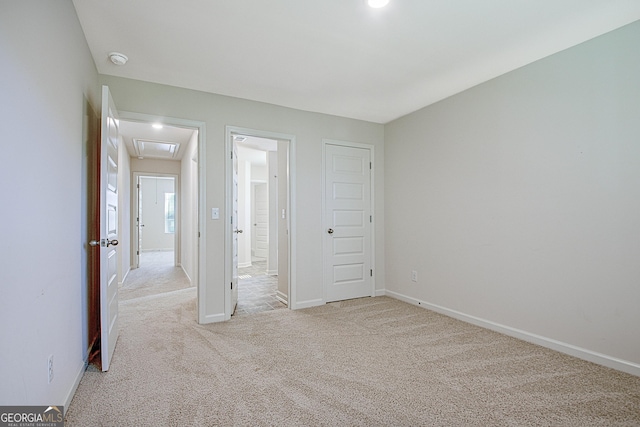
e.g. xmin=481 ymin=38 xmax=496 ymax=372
xmin=108 ymin=52 xmax=128 ymax=66
xmin=367 ymin=0 xmax=389 ymax=8
xmin=152 ymin=123 xmax=163 ymax=129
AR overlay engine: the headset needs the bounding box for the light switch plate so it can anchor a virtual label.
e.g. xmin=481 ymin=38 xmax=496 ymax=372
xmin=211 ymin=208 xmax=220 ymax=220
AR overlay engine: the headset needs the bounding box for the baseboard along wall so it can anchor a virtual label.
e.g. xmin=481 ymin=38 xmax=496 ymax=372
xmin=383 ymin=290 xmax=640 ymax=377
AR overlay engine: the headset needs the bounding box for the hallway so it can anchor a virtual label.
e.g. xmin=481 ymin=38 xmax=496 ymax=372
xmin=120 ymin=251 xmax=192 ymax=301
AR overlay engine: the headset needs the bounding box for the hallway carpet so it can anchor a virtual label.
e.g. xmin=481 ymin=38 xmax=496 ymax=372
xmin=65 ymin=292 xmax=640 ymax=426
xmin=119 ymin=251 xmax=192 ymax=301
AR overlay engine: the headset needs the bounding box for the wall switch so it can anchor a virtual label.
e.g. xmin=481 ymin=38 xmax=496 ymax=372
xmin=211 ymin=208 xmax=220 ymax=220
xmin=48 ymin=355 xmax=54 ymax=384
xmin=411 ymin=271 xmax=418 ymax=282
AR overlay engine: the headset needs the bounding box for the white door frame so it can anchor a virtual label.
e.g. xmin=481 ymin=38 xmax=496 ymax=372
xmin=322 ymin=139 xmax=376 ymax=302
xmin=119 ymin=111 xmax=207 ymax=323
xmin=225 ymin=126 xmax=297 ymax=319
xmin=133 ymin=173 xmax=179 ymax=267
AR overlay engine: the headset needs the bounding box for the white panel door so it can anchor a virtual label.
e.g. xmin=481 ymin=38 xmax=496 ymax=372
xmin=96 ymin=85 xmax=120 ymax=371
xmin=254 ymin=183 xmax=269 ymax=259
xmin=231 ymin=145 xmax=239 ymax=314
xmin=324 ymin=144 xmax=372 ymax=302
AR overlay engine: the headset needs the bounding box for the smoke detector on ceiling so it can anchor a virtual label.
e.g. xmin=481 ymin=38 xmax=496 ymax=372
xmin=108 ymin=52 xmax=128 ymax=66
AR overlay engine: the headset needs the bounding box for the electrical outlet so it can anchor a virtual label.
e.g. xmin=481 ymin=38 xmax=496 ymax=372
xmin=411 ymin=270 xmax=418 ymax=282
xmin=48 ymin=355 xmax=54 ymax=384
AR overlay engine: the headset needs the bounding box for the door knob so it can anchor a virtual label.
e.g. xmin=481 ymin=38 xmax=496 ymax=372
xmin=327 ymin=228 xmax=334 ymax=234
xmin=234 ymin=229 xmax=244 ymax=234
xmin=89 ymin=239 xmax=118 ymax=247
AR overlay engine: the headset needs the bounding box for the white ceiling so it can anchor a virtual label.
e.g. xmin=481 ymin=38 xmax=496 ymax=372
xmin=120 ymin=120 xmax=195 ymax=160
xmin=73 ymin=0 xmax=640 ymax=124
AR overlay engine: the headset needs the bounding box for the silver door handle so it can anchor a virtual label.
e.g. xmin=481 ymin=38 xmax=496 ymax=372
xmin=234 ymin=229 xmax=244 ymax=234
xmin=89 ymin=239 xmax=118 ymax=247
xmin=327 ymin=228 xmax=334 ymax=234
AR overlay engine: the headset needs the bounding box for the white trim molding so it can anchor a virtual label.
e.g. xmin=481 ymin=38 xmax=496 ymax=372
xmin=385 ymin=290 xmax=640 ymax=377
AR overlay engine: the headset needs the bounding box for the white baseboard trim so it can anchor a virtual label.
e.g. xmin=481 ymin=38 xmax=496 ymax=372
xmin=375 ymin=289 xmax=386 ymax=297
xmin=267 ymin=269 xmax=278 ymax=276
xmin=180 ymin=265 xmax=192 ymax=284
xmin=199 ymin=312 xmax=226 ymax=324
xmin=385 ymin=290 xmax=640 ymax=377
xmin=293 ymin=298 xmax=324 ymax=310
xmin=64 ymin=359 xmax=87 ymax=414
xmin=238 ymin=262 xmax=251 ymax=268
xmin=276 ymin=290 xmax=288 ymax=305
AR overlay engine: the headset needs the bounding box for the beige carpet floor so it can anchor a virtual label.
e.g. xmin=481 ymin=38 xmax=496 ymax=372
xmin=66 ymin=286 xmax=640 ymax=426
xmin=119 ymin=251 xmax=192 ymax=301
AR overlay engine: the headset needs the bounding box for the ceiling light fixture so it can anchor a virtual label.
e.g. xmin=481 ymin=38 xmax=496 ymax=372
xmin=152 ymin=123 xmax=163 ymax=129
xmin=367 ymin=0 xmax=389 ymax=8
xmin=108 ymin=52 xmax=128 ymax=66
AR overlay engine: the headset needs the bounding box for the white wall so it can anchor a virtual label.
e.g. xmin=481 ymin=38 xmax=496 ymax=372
xmin=130 ymin=158 xmax=181 ymax=175
xmin=180 ymin=130 xmax=198 ymax=282
xmin=0 ymin=0 xmax=99 ymax=406
xmin=100 ymin=74 xmax=385 ymax=318
xmin=384 ymin=22 xmax=640 ymax=373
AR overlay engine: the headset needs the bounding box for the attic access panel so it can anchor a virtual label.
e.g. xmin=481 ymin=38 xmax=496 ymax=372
xmin=133 ymin=139 xmax=180 ymax=160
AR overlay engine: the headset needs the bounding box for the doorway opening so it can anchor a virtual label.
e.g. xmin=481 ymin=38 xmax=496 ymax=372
xmin=226 ymin=126 xmax=296 ymax=319
xmin=134 ymin=174 xmax=177 ymax=268
xmin=117 ymin=115 xmax=205 ymax=311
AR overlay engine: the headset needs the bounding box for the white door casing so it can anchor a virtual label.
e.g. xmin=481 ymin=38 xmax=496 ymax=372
xmin=323 ymin=142 xmax=373 ymax=303
xmin=98 ymin=85 xmax=120 ymax=371
xmin=226 ymin=126 xmax=296 ymax=317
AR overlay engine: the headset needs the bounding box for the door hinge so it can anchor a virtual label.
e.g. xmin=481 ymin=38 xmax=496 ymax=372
xmin=370 ymin=215 xmax=372 ymax=223
xmin=137 ymin=250 xmax=139 ymax=255
xmin=137 ymin=183 xmax=140 ymax=188
xmin=370 ymin=162 xmax=372 ymax=169
xmin=231 ymin=151 xmax=233 ymax=159
xmin=198 ymin=232 xmax=201 ymax=238
xmin=370 ymin=269 xmax=373 ymax=277
xmin=231 ymin=281 xmax=233 ymax=290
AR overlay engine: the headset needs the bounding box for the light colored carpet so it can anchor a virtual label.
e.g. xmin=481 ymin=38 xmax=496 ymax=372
xmin=119 ymin=251 xmax=193 ymax=301
xmin=65 ymin=290 xmax=640 ymax=426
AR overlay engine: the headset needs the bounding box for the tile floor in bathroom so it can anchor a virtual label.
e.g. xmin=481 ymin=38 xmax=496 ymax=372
xmin=235 ymin=258 xmax=286 ymax=316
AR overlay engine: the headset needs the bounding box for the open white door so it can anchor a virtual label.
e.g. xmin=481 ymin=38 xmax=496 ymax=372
xmin=90 ymin=85 xmax=120 ymax=371
xmin=135 ymin=175 xmax=142 ymax=268
xmin=324 ymin=143 xmax=373 ymax=302
xmin=254 ymin=183 xmax=269 ymax=259
xmin=231 ymin=144 xmax=239 ymax=314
